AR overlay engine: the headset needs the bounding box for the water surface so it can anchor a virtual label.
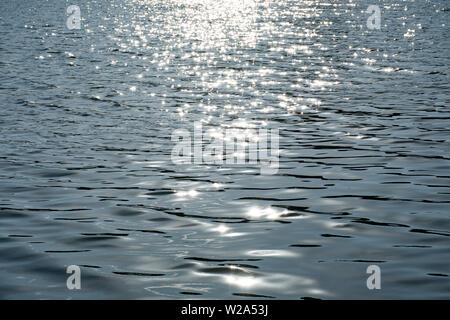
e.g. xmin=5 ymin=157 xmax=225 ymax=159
xmin=0 ymin=0 xmax=449 ymax=299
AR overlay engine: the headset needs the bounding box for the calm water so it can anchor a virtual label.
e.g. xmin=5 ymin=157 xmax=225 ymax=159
xmin=0 ymin=0 xmax=449 ymax=299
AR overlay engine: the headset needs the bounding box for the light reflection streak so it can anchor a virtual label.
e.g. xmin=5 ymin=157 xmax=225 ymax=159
xmin=194 ymin=269 xmax=320 ymax=294
xmin=246 ymin=206 xmax=289 ymax=220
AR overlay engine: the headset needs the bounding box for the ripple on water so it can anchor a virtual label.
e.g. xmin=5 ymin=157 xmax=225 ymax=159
xmin=0 ymin=0 xmax=449 ymax=299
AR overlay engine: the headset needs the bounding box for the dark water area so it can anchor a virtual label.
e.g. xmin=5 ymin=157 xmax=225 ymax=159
xmin=0 ymin=0 xmax=449 ymax=299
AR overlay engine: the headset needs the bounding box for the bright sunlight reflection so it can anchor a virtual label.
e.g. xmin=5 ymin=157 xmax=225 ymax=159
xmin=172 ymin=0 xmax=264 ymax=48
